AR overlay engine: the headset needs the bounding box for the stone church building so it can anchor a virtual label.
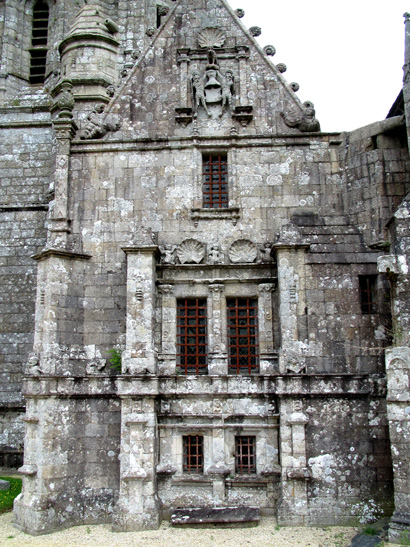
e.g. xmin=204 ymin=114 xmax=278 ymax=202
xmin=0 ymin=0 xmax=409 ymax=540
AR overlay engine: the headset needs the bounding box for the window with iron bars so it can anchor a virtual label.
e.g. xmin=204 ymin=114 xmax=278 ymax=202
xmin=30 ymin=1 xmax=49 ymax=84
xmin=183 ymin=435 xmax=204 ymax=474
xmin=235 ymin=436 xmax=256 ymax=474
xmin=359 ymin=275 xmax=377 ymax=314
xmin=176 ymin=298 xmax=207 ymax=374
xmin=202 ymin=154 xmax=228 ymax=209
xmin=227 ymin=297 xmax=259 ymax=374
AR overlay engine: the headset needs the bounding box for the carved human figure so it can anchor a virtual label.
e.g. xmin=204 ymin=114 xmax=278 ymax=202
xmin=27 ymin=355 xmax=42 ymax=375
xmin=221 ymin=70 xmax=235 ymax=114
xmin=260 ymin=242 xmax=273 ymax=262
xmin=208 ymin=245 xmax=223 ymax=264
xmin=162 ymin=244 xmax=176 ymax=264
xmin=191 ymin=70 xmax=209 ymax=116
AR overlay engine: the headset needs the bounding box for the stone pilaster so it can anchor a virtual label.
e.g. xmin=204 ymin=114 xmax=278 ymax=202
xmin=278 ymin=399 xmax=311 ymax=525
xmin=122 ymin=246 xmax=160 ymax=375
xmin=237 ymin=46 xmax=249 ymax=107
xmin=208 ymin=284 xmax=227 ymax=375
xmin=158 ymin=284 xmax=176 ymax=375
xmin=49 ymin=81 xmax=77 ymax=249
xmin=384 ymin=346 xmax=410 ymax=542
xmin=403 ymin=13 xmax=410 ymax=149
xmin=275 ymin=244 xmax=309 ymax=374
xmin=258 ymin=283 xmax=277 ymax=374
xmin=112 ymin=395 xmax=161 ymax=531
xmin=31 ymin=249 xmax=91 ymax=375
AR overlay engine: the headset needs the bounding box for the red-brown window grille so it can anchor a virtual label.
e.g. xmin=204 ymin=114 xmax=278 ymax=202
xmin=227 ymin=297 xmax=259 ymax=374
xmin=183 ymin=435 xmax=204 ymax=474
xmin=177 ymin=298 xmax=207 ymax=374
xmin=235 ymin=436 xmax=256 ymax=474
xmin=359 ymin=275 xmax=377 ymax=314
xmin=202 ymin=154 xmax=228 ymax=209
xmin=30 ymin=1 xmax=49 ymax=84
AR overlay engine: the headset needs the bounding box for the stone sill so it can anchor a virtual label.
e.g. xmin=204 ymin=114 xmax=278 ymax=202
xmin=190 ymin=207 xmax=240 ymax=226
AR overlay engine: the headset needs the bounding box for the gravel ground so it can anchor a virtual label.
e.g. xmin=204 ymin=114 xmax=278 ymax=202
xmin=0 ymin=512 xmax=357 ymax=547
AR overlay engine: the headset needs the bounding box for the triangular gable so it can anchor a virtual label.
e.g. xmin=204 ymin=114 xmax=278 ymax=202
xmin=102 ymin=0 xmax=320 ymax=139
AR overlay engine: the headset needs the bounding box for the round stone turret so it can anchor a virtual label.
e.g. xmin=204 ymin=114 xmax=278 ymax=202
xmin=58 ymin=2 xmax=119 ymax=103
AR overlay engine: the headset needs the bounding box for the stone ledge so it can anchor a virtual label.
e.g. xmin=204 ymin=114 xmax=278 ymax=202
xmin=0 ymin=479 xmax=10 ymax=491
xmin=171 ymin=506 xmax=260 ymax=527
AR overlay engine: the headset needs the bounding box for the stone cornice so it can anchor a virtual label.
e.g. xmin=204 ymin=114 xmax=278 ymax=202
xmin=21 ymin=373 xmax=386 ymax=399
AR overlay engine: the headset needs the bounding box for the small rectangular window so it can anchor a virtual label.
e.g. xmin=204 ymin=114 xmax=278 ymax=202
xmin=176 ymin=298 xmax=207 ymax=374
xmin=202 ymin=154 xmax=228 ymax=209
xmin=359 ymin=275 xmax=377 ymax=314
xmin=227 ymin=297 xmax=259 ymax=374
xmin=235 ymin=436 xmax=256 ymax=474
xmin=183 ymin=435 xmax=204 ymax=474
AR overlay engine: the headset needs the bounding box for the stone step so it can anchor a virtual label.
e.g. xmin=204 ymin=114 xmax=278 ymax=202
xmin=171 ymin=506 xmax=260 ymax=528
xmin=0 ymin=479 xmax=10 ymax=491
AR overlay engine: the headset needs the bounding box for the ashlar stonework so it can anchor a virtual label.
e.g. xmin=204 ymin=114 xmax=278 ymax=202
xmin=0 ymin=0 xmax=409 ymax=540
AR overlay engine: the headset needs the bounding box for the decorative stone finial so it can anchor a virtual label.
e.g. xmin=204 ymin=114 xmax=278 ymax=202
xmin=276 ymin=63 xmax=287 ymax=73
xmin=146 ymin=26 xmax=156 ymax=37
xmin=235 ymin=9 xmax=245 ymax=18
xmin=290 ymin=82 xmax=300 ymax=92
xmin=54 ymin=80 xmax=75 ymax=119
xmin=264 ymin=45 xmax=276 ymax=56
xmin=158 ymin=6 xmax=169 ymax=16
xmin=106 ymin=85 xmax=115 ymax=97
xmin=404 ymin=12 xmax=410 ymax=22
xmin=249 ymin=26 xmax=262 ymax=37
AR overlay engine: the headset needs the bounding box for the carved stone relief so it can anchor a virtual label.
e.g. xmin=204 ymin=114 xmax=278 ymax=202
xmin=191 ymin=50 xmax=235 ymax=119
xmin=198 ymin=27 xmax=226 ymax=49
xmin=228 ymin=239 xmax=257 ymax=263
xmin=161 ymin=244 xmax=177 ymax=264
xmin=208 ymin=245 xmax=223 ymax=264
xmin=79 ymin=105 xmax=122 ymax=139
xmin=260 ymin=242 xmax=273 ymax=263
xmin=281 ymin=101 xmax=320 ymax=133
xmin=177 ymin=239 xmax=205 ymax=264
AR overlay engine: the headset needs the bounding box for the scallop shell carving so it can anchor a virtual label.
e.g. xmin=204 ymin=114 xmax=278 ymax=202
xmin=228 ymin=239 xmax=257 ymax=263
xmin=198 ymin=27 xmax=226 ymax=49
xmin=177 ymin=239 xmax=205 ymax=264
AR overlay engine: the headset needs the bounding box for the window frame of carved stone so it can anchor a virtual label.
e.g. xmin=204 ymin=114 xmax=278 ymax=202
xmin=182 ymin=435 xmax=204 ymax=474
xmin=235 ymin=435 xmax=257 ymax=474
xmin=227 ymin=297 xmax=259 ymax=374
xmin=30 ymin=0 xmax=49 ymax=84
xmin=202 ymin=153 xmax=228 ymax=209
xmin=359 ymin=275 xmax=377 ymax=315
xmin=176 ymin=298 xmax=208 ymax=374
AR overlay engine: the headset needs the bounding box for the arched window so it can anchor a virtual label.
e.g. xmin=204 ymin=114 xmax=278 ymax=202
xmin=30 ymin=1 xmax=49 ymax=84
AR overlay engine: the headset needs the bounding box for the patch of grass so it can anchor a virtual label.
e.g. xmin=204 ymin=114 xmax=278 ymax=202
xmin=362 ymin=526 xmax=378 ymax=536
xmin=0 ymin=476 xmax=22 ymax=514
xmin=400 ymin=531 xmax=410 ymax=546
xmin=274 ymin=524 xmax=280 ymax=531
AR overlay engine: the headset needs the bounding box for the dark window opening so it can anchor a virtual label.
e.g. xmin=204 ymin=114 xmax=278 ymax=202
xmin=30 ymin=1 xmax=49 ymax=84
xmin=177 ymin=298 xmax=207 ymax=374
xmin=202 ymin=154 xmax=228 ymax=209
xmin=235 ymin=436 xmax=256 ymax=474
xmin=227 ymin=297 xmax=259 ymax=374
xmin=359 ymin=275 xmax=377 ymax=314
xmin=156 ymin=5 xmax=168 ymax=28
xmin=183 ymin=435 xmax=204 ymax=474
